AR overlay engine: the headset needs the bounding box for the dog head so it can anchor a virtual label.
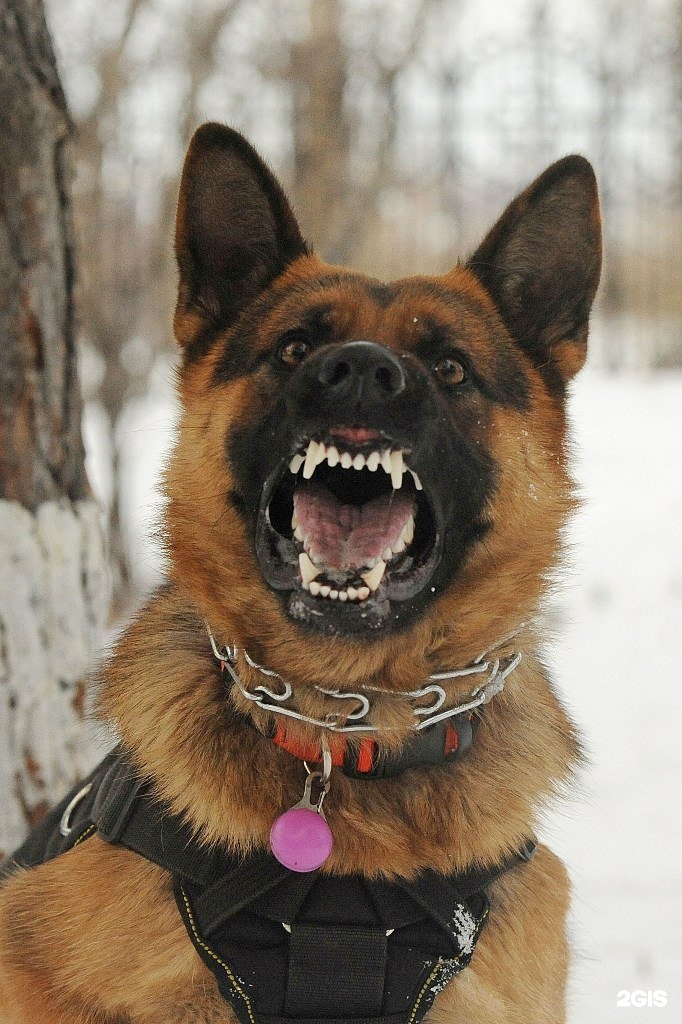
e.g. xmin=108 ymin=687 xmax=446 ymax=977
xmin=166 ymin=124 xmax=601 ymax=682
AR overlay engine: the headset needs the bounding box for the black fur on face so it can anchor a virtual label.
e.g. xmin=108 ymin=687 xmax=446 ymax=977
xmin=222 ymin=277 xmax=520 ymax=637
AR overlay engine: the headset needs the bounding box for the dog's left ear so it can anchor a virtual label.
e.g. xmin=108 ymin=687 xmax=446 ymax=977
xmin=467 ymin=155 xmax=602 ymax=385
xmin=174 ymin=123 xmax=308 ymax=340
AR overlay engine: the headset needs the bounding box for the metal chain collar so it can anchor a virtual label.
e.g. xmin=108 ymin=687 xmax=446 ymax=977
xmin=206 ymin=622 xmax=523 ymax=734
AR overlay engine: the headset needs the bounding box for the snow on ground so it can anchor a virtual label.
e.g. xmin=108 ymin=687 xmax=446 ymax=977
xmin=543 ymin=371 xmax=682 ymax=1023
xmin=83 ymin=368 xmax=682 ymax=1021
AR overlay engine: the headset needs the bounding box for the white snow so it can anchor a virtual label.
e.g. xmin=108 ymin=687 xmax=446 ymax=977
xmin=83 ymin=366 xmax=682 ymax=1020
xmin=542 ymin=370 xmax=682 ymax=1023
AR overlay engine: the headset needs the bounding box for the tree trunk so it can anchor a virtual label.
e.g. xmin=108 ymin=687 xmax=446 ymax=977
xmin=289 ymin=0 xmax=350 ymax=262
xmin=0 ymin=0 xmax=108 ymax=857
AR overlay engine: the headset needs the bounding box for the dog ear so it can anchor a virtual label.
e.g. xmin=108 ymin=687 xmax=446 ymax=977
xmin=467 ymin=156 xmax=601 ymax=386
xmin=174 ymin=123 xmax=308 ymax=340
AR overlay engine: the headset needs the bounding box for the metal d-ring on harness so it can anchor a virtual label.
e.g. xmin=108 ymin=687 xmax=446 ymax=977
xmin=59 ymin=783 xmax=93 ymax=837
xmin=206 ymin=622 xmax=523 ymax=734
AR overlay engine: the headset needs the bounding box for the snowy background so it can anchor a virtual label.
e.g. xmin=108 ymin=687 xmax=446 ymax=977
xmin=83 ymin=361 xmax=682 ymax=1024
xmin=544 ymin=370 xmax=682 ymax=1023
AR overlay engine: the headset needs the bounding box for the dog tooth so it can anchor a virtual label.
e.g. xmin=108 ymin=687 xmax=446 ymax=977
xmin=290 ymin=453 xmax=305 ymax=474
xmin=409 ymin=468 xmax=423 ymax=491
xmin=339 ymin=590 xmax=348 ymax=602
xmin=393 ymin=536 xmax=406 ymax=554
xmin=353 ymin=453 xmax=366 ymax=470
xmin=299 ymin=552 xmax=321 ymax=585
xmin=320 ymin=585 xmax=331 ymax=597
xmin=315 ymin=442 xmax=327 ymax=466
xmin=390 ymin=450 xmax=404 ymax=490
xmin=380 ymin=450 xmax=392 ymax=475
xmin=347 ymin=586 xmax=358 ymax=600
xmin=302 ymin=581 xmax=309 ymax=590
xmin=291 ymin=511 xmax=298 ymax=528
xmin=357 ymin=587 xmax=370 ymax=601
xmin=362 ymin=559 xmax=386 ymax=591
xmin=382 ymin=547 xmax=393 ymax=562
xmin=340 ymin=451 xmax=353 ymax=469
xmin=303 ymin=440 xmax=321 ymax=479
xmin=329 ymin=590 xmax=339 ymax=600
xmin=327 ymin=446 xmax=340 ymax=467
xmin=294 ymin=525 xmax=304 ymax=542
xmin=403 ymin=515 xmax=415 ymax=543
xmin=309 ymin=581 xmax=321 ymax=596
xmin=366 ymin=451 xmax=381 ymax=471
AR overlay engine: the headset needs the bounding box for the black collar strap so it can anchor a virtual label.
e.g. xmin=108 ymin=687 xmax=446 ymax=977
xmin=262 ymin=714 xmax=474 ymax=779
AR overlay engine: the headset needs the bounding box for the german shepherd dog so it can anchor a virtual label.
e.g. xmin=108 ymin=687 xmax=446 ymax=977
xmin=0 ymin=125 xmax=601 ymax=1023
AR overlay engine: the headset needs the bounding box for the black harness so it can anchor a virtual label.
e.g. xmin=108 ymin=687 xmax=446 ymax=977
xmin=1 ymin=750 xmax=535 ymax=1024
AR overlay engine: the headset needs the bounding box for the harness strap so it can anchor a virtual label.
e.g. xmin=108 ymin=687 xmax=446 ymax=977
xmin=286 ymin=924 xmax=387 ymax=1016
xmin=92 ymin=755 xmax=224 ymax=885
xmin=191 ymin=851 xmax=299 ymax=936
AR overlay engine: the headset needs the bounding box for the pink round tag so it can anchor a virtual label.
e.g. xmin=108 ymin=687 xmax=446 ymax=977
xmin=270 ymin=807 xmax=334 ymax=872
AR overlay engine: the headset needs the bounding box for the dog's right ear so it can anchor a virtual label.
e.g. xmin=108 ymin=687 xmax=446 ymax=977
xmin=174 ymin=123 xmax=308 ymax=343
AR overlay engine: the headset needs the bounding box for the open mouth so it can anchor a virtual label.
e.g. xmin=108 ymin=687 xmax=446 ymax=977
xmin=255 ymin=427 xmax=443 ymax=627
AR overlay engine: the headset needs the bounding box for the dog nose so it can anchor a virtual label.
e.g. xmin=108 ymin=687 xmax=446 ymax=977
xmin=317 ymin=341 xmax=406 ymax=403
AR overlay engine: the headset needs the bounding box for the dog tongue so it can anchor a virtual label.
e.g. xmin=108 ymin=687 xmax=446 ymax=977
xmin=293 ymin=482 xmax=415 ymax=570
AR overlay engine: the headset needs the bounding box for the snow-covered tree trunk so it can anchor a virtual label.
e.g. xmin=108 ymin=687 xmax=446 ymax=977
xmin=0 ymin=0 xmax=108 ymax=857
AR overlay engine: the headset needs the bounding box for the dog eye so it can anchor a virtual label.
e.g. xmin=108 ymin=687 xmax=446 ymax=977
xmin=433 ymin=355 xmax=467 ymax=387
xmin=278 ymin=335 xmax=311 ymax=367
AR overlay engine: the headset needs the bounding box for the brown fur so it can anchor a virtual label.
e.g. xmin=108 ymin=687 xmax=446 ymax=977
xmin=0 ymin=125 xmax=601 ymax=1022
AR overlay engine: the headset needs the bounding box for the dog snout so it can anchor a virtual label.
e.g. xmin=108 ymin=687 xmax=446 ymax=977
xmin=316 ymin=341 xmax=406 ymax=407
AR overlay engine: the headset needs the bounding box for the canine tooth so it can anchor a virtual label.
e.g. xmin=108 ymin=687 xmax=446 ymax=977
xmin=340 ymin=452 xmax=353 ymax=469
xmin=329 ymin=590 xmax=339 ymax=600
xmin=320 ymin=585 xmax=331 ymax=597
xmin=303 ymin=441 xmax=321 ymax=479
xmin=380 ymin=450 xmax=392 ymax=475
xmin=290 ymin=453 xmax=305 ymax=474
xmin=362 ymin=559 xmax=386 ymax=591
xmin=353 ymin=453 xmax=366 ymax=470
xmin=299 ymin=552 xmax=321 ymax=585
xmin=327 ymin=446 xmax=340 ymax=467
xmin=357 ymin=587 xmax=370 ymax=601
xmin=390 ymin=450 xmax=404 ymax=490
xmin=291 ymin=511 xmax=298 ymax=528
xmin=382 ymin=547 xmax=393 ymax=562
xmin=339 ymin=591 xmax=348 ymax=602
xmin=309 ymin=581 xmax=321 ymax=596
xmin=294 ymin=525 xmax=304 ymax=542
xmin=316 ymin=443 xmax=327 ymax=465
xmin=403 ymin=515 xmax=415 ymax=544
xmin=409 ymin=468 xmax=423 ymax=491
xmin=366 ymin=451 xmax=381 ymax=471
xmin=347 ymin=586 xmax=358 ymax=600
xmin=393 ymin=536 xmax=406 ymax=555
